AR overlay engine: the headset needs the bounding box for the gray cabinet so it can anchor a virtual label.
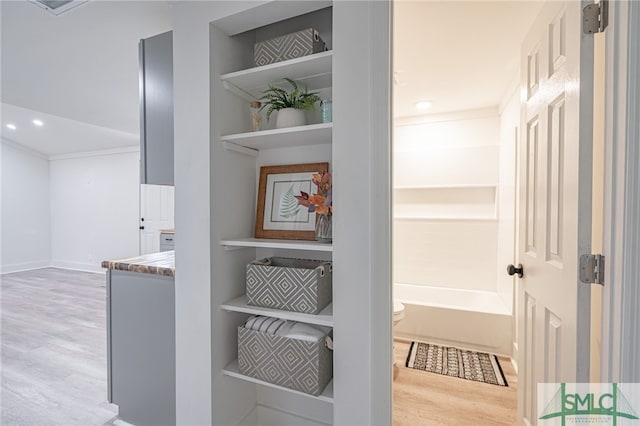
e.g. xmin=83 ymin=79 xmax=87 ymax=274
xmin=140 ymin=31 xmax=174 ymax=185
xmin=107 ymin=270 xmax=175 ymax=426
xmin=160 ymin=232 xmax=175 ymax=252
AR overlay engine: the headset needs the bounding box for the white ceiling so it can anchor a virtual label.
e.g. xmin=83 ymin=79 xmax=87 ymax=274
xmin=1 ymin=0 xmax=172 ymax=155
xmin=1 ymin=102 xmax=138 ymax=156
xmin=394 ymin=1 xmax=544 ymax=118
xmin=0 ymin=0 xmax=544 ymax=153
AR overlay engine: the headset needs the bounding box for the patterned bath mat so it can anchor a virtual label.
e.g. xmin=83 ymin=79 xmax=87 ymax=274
xmin=405 ymin=342 xmax=508 ymax=387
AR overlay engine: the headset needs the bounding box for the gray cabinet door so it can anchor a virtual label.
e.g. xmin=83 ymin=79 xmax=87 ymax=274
xmin=140 ymin=31 xmax=174 ymax=185
xmin=108 ymin=270 xmax=175 ymax=426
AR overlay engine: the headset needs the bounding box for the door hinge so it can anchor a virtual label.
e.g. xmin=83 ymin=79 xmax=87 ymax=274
xmin=583 ymin=0 xmax=608 ymax=34
xmin=580 ymin=254 xmax=605 ymax=285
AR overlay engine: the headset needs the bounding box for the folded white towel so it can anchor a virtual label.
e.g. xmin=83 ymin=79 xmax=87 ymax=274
xmin=275 ymin=321 xmax=331 ymax=343
xmin=244 ymin=315 xmax=286 ymax=334
xmin=244 ymin=315 xmax=331 ymax=344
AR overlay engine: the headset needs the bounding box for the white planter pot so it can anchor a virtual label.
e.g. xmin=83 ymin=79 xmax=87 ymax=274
xmin=275 ymin=108 xmax=306 ymax=128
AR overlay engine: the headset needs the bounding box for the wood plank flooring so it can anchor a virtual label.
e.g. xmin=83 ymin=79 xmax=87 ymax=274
xmin=1 ymin=268 xmax=517 ymax=425
xmin=393 ymin=340 xmax=517 ymax=426
xmin=1 ymin=268 xmax=118 ymax=426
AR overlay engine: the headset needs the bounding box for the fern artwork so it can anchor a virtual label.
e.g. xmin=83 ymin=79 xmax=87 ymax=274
xmin=259 ymin=77 xmax=322 ymax=122
xmin=278 ymin=185 xmax=302 ymax=219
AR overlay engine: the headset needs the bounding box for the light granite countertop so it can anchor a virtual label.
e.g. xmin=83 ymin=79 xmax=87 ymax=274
xmin=101 ymin=251 xmax=175 ymax=277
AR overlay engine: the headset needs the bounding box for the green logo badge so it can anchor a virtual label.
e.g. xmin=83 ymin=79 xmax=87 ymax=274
xmin=539 ymin=383 xmax=640 ymax=425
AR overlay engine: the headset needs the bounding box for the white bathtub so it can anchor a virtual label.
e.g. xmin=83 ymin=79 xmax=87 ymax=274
xmin=394 ymin=283 xmax=513 ymax=356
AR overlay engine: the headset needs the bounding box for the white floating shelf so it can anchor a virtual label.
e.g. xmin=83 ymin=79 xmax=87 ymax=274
xmin=221 ymin=295 xmax=333 ymax=327
xmin=223 ymin=360 xmax=333 ymax=403
xmin=220 ymin=238 xmax=333 ymax=252
xmin=394 ymin=184 xmax=498 ymax=190
xmin=221 ymin=123 xmax=332 ymax=151
xmin=221 ymin=51 xmax=333 ymax=100
xmin=394 ymin=215 xmax=498 ymax=221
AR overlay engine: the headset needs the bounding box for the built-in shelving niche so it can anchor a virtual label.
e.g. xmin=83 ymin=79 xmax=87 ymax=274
xmin=210 ymin=4 xmax=335 ymax=426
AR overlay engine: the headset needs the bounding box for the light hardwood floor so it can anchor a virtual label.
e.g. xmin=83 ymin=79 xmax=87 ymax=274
xmin=1 ymin=268 xmax=117 ymax=425
xmin=1 ymin=268 xmax=516 ymax=425
xmin=393 ymin=340 xmax=517 ymax=426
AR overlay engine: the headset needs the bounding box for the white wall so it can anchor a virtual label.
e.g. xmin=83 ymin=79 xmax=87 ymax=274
xmin=334 ymin=2 xmax=392 ymax=424
xmin=393 ymin=108 xmax=500 ymax=293
xmin=497 ymin=88 xmax=519 ymax=307
xmin=171 ymin=2 xmax=262 ymax=424
xmin=498 ymin=85 xmax=520 ymax=364
xmin=49 ymin=149 xmax=140 ymax=272
xmin=0 ymin=140 xmax=51 ymax=273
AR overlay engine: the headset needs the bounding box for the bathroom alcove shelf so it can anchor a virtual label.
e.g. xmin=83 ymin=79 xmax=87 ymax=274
xmin=394 ymin=184 xmax=497 ymax=190
xmin=221 ymin=51 xmax=333 ymax=101
xmin=221 ymin=295 xmax=334 ymax=327
xmin=222 ymin=360 xmax=334 ymax=403
xmin=221 ymin=123 xmax=332 ymax=151
xmin=394 ymin=215 xmax=498 ymax=221
xmin=394 ymin=184 xmax=498 ymax=221
xmin=220 ymin=238 xmax=333 ymax=252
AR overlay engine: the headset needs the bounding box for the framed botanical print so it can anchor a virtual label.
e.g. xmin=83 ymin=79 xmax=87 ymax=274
xmin=255 ymin=162 xmax=329 ymax=240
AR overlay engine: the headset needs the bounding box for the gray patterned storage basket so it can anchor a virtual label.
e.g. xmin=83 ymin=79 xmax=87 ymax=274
xmin=254 ymin=28 xmax=327 ymax=67
xmin=237 ymin=326 xmax=333 ymax=395
xmin=246 ymin=257 xmax=332 ymax=314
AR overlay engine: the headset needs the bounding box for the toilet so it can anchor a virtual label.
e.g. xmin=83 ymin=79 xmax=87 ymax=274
xmin=393 ymin=301 xmax=405 ymax=326
xmin=393 ymin=301 xmax=405 ymax=380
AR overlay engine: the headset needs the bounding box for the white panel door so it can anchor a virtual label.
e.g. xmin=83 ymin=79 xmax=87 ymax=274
xmin=140 ymin=184 xmax=175 ymax=254
xmin=517 ymin=2 xmax=594 ymax=424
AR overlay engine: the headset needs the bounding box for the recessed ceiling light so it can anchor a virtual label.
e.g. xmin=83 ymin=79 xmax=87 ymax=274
xmin=32 ymin=119 xmax=44 ymax=126
xmin=415 ymin=101 xmax=433 ymax=111
xmin=6 ymin=124 xmax=17 ymax=130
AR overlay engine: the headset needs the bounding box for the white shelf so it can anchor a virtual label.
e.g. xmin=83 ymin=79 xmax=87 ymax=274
xmin=394 ymin=215 xmax=498 ymax=221
xmin=223 ymin=360 xmax=334 ymax=403
xmin=221 ymin=295 xmax=333 ymax=327
xmin=221 ymin=238 xmax=333 ymax=252
xmin=221 ymin=123 xmax=332 ymax=151
xmin=221 ymin=51 xmax=333 ymax=101
xmin=394 ymin=184 xmax=497 ymax=190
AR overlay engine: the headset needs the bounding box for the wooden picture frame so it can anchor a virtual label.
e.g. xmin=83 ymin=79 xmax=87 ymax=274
xmin=255 ymin=162 xmax=329 ymax=240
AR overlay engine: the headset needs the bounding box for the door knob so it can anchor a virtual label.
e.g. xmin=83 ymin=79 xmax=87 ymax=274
xmin=507 ymin=264 xmax=524 ymax=278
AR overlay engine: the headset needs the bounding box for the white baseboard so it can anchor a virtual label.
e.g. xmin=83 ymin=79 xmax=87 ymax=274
xmin=0 ymin=260 xmax=51 ymax=275
xmin=511 ymin=341 xmax=518 ymax=374
xmin=1 ymin=260 xmax=106 ymax=275
xmin=50 ymin=260 xmax=105 ymax=274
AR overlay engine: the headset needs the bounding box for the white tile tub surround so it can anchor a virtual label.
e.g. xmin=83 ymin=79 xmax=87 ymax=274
xmin=392 ymin=105 xmax=519 ymax=359
xmin=394 ymin=283 xmax=512 ymax=356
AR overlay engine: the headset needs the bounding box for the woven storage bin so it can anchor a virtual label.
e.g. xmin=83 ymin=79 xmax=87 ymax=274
xmin=254 ymin=28 xmax=327 ymax=67
xmin=237 ymin=326 xmax=333 ymax=395
xmin=246 ymin=257 xmax=332 ymax=314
